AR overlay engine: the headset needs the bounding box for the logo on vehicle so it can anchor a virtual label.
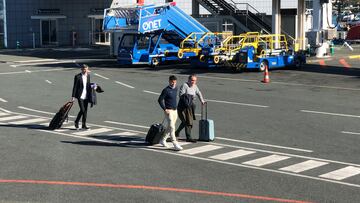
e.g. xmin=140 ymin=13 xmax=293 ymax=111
xmin=142 ymin=19 xmax=162 ymax=31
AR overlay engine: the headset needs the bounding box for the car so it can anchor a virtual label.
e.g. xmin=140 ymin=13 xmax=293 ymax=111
xmin=347 ymin=13 xmax=360 ymax=26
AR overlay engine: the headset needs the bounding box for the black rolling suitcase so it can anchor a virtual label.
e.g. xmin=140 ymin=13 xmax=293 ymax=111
xmin=145 ymin=123 xmax=165 ymax=145
xmin=49 ymin=101 xmax=74 ymax=130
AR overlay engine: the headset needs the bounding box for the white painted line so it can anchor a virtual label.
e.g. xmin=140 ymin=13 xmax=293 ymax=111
xmin=45 ymin=80 xmax=52 ymax=84
xmin=110 ymin=69 xmax=360 ymax=91
xmin=9 ymin=118 xmax=48 ymax=125
xmin=209 ymin=149 xmax=255 ymax=161
xmin=36 ymin=129 xmax=360 ymax=189
xmin=94 ymin=73 xmax=109 ymax=80
xmin=177 ymin=142 xmax=192 ymax=147
xmin=212 ymin=141 xmax=360 ymax=167
xmin=179 ymin=145 xmax=223 ymax=155
xmin=341 ymin=131 xmax=360 ymax=135
xmin=55 ymin=129 xmax=73 ymax=132
xmin=39 ymin=129 xmax=115 ymax=144
xmin=25 ymin=70 xmax=31 ymax=73
xmin=10 ymin=60 xmax=75 ymax=67
xmin=279 ymin=160 xmax=329 ymax=173
xmin=243 ymin=155 xmax=290 ymax=167
xmin=319 ymin=166 xmax=360 ymax=180
xmin=110 ymin=132 xmax=139 ymax=136
xmin=301 ymin=110 xmax=360 ymax=118
xmin=0 ymin=112 xmax=9 ymax=116
xmin=216 ymin=137 xmax=313 ymax=153
xmin=17 ymin=106 xmax=77 ymax=117
xmin=129 ymin=140 xmax=144 ymax=143
xmin=18 ymin=106 xmax=55 ymax=116
xmin=0 ymin=68 xmax=75 ymax=76
xmin=0 ymin=108 xmax=12 ymax=113
xmin=13 ymin=59 xmax=58 ymax=63
xmin=104 ymin=121 xmax=149 ymax=129
xmin=54 ymin=125 xmax=76 ymax=132
xmin=72 ymin=128 xmax=113 ymax=136
xmin=0 ymin=98 xmax=8 ymax=102
xmin=0 ymin=115 xmax=28 ymax=121
xmin=143 ymin=90 xmax=160 ymax=95
xmin=115 ymin=81 xmax=135 ymax=89
xmin=206 ymin=99 xmax=269 ymax=108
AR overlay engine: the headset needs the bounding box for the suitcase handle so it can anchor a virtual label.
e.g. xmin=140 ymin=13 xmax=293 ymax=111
xmin=201 ymin=102 xmax=207 ymax=120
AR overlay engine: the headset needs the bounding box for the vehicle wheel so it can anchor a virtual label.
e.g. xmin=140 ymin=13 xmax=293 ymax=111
xmin=231 ymin=63 xmax=242 ymax=73
xmin=178 ymin=51 xmax=184 ymax=59
xmin=151 ymin=58 xmax=160 ymax=68
xmin=259 ymin=61 xmax=267 ymax=72
xmin=213 ymin=55 xmax=220 ymax=64
xmin=199 ymin=55 xmax=206 ymax=62
xmin=293 ymin=57 xmax=303 ymax=68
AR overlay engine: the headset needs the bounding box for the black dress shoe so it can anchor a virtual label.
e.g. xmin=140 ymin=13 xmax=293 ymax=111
xmin=82 ymin=126 xmax=90 ymax=130
xmin=74 ymin=122 xmax=79 ymax=129
xmin=186 ymin=138 xmax=197 ymax=143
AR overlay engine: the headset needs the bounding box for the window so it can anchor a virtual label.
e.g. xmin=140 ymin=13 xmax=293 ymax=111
xmin=120 ymin=34 xmax=135 ymax=49
xmin=137 ymin=35 xmax=150 ymax=49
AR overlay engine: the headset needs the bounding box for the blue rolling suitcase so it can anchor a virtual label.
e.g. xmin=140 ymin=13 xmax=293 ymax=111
xmin=198 ymin=103 xmax=215 ymax=141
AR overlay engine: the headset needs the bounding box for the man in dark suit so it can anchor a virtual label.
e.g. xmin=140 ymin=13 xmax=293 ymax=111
xmin=71 ymin=64 xmax=91 ymax=130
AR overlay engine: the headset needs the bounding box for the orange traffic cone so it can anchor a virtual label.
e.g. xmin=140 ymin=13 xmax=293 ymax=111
xmin=262 ymin=65 xmax=270 ymax=83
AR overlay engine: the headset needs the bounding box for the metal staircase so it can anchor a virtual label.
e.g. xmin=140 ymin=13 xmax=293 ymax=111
xmin=196 ymin=0 xmax=272 ymax=33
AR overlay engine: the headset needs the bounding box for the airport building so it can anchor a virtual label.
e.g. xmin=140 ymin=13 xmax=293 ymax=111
xmin=0 ymin=0 xmax=302 ymax=49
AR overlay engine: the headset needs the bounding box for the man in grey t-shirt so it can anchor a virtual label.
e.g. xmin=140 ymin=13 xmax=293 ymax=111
xmin=175 ymin=74 xmax=206 ymax=142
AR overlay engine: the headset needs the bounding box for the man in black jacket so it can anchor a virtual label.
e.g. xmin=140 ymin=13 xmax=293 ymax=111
xmin=71 ymin=64 xmax=91 ymax=130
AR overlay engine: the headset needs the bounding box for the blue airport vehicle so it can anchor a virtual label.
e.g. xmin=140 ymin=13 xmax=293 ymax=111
xmin=103 ymin=3 xmax=209 ymax=66
xmin=224 ymin=34 xmax=306 ymax=72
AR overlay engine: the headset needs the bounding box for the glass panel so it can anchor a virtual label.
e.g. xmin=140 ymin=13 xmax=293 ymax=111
xmin=49 ymin=20 xmax=57 ymax=43
xmin=94 ymin=19 xmax=105 ymax=43
xmin=137 ymin=35 xmax=150 ymax=50
xmin=120 ymin=34 xmax=135 ymax=49
xmin=0 ymin=1 xmax=3 ymax=48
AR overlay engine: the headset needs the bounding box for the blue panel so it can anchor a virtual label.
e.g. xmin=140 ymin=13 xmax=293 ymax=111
xmin=103 ymin=17 xmax=127 ymax=30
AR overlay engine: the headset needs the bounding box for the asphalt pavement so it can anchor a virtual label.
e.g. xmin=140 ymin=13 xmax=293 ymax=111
xmin=0 ymin=46 xmax=360 ymax=202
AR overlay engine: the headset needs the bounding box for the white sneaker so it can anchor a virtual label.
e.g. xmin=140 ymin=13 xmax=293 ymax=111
xmin=160 ymin=139 xmax=170 ymax=148
xmin=173 ymin=142 xmax=183 ymax=151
